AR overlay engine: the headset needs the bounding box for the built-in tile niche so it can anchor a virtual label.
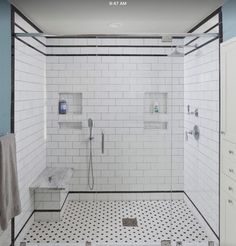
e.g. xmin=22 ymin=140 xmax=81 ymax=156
xmin=59 ymin=92 xmax=82 ymax=115
xmin=144 ymin=92 xmax=168 ymax=130
xmin=58 ymin=92 xmax=82 ymax=130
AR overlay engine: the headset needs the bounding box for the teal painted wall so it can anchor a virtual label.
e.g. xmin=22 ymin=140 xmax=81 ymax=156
xmin=222 ymin=0 xmax=236 ymax=41
xmin=0 ymin=0 xmax=11 ymax=134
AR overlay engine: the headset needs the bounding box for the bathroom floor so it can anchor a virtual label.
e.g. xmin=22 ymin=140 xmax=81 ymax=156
xmin=24 ymin=200 xmax=209 ymax=245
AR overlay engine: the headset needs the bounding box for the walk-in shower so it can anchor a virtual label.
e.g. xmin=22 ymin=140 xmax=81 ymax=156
xmin=10 ymin=6 xmax=221 ymax=246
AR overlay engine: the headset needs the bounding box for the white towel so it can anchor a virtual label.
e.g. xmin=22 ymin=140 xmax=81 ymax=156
xmin=0 ymin=133 xmax=21 ymax=231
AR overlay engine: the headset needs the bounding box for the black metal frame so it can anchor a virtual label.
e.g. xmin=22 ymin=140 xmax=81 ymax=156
xmin=10 ymin=4 xmax=15 ymax=246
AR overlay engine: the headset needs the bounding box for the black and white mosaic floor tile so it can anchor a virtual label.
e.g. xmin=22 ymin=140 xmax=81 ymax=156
xmin=24 ymin=200 xmax=209 ymax=245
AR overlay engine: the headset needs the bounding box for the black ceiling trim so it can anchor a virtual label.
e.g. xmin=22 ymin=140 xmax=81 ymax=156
xmin=188 ymin=7 xmax=221 ymax=33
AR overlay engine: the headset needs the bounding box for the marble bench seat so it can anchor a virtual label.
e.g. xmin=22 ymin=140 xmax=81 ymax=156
xmin=30 ymin=167 xmax=73 ymax=221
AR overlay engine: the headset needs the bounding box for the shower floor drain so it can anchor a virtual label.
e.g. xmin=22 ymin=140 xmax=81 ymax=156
xmin=122 ymin=217 xmax=138 ymax=227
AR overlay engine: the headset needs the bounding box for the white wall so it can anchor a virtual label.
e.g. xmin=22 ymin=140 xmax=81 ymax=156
xmin=46 ymin=38 xmax=184 ymax=192
xmin=14 ymin=12 xmax=46 ymax=235
xmin=184 ymin=21 xmax=220 ymax=235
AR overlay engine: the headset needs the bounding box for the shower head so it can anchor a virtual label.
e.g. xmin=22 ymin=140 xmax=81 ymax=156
xmin=88 ymin=118 xmax=93 ymax=129
xmin=169 ymin=47 xmax=184 ymax=57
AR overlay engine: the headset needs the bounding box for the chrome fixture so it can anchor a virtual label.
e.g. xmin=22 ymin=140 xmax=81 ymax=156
xmin=88 ymin=118 xmax=94 ymax=190
xmin=187 ymin=105 xmax=199 ymax=117
xmin=101 ymin=131 xmax=105 ymax=154
xmin=185 ymin=125 xmax=200 ymax=141
xmin=185 ymin=130 xmax=193 ymax=141
xmin=48 ymin=176 xmax=53 ymax=183
xmin=193 ymin=125 xmax=200 ymax=140
xmin=187 ymin=105 xmax=190 ymax=114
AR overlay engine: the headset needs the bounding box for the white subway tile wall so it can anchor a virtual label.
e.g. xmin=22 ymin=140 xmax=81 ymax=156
xmin=184 ymin=38 xmax=219 ymax=235
xmin=46 ymin=38 xmax=184 ymax=192
xmin=14 ymin=13 xmax=47 ymax=236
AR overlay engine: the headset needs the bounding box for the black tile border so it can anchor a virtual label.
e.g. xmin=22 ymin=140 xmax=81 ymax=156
xmin=184 ymin=191 xmax=219 ymax=240
xmin=15 ymin=190 xmax=183 ymax=243
xmin=14 ymin=190 xmax=219 ymax=244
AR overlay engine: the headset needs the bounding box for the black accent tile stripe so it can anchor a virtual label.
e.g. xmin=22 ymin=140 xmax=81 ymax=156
xmin=47 ymin=35 xmax=184 ymax=39
xmin=47 ymin=44 xmax=177 ymax=48
xmin=46 ymin=53 xmax=168 ymax=57
xmin=69 ymin=190 xmax=183 ymax=194
xmin=15 ymin=23 xmax=46 ymax=47
xmin=188 ymin=7 xmax=221 ymax=33
xmin=15 ymin=35 xmax=172 ymax=57
xmin=15 ymin=36 xmax=46 ymax=56
xmin=12 ymin=6 xmax=43 ymax=33
xmin=185 ymin=23 xmax=219 ymax=47
xmin=184 ymin=36 xmax=219 ymax=56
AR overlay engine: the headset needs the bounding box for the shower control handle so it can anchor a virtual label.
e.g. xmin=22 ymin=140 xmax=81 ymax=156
xmin=229 ymin=150 xmax=234 ymax=155
xmin=228 ymin=186 xmax=233 ymax=192
xmin=228 ymin=199 xmax=233 ymax=204
xmin=101 ymin=131 xmax=104 ymax=154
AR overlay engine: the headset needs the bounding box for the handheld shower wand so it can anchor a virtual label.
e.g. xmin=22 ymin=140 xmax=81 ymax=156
xmin=88 ymin=118 xmax=94 ymax=190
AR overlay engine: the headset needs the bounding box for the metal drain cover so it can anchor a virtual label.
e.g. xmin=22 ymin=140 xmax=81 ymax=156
xmin=122 ymin=218 xmax=138 ymax=227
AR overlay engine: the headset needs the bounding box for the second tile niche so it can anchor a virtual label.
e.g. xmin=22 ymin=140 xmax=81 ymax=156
xmin=144 ymin=92 xmax=168 ymax=130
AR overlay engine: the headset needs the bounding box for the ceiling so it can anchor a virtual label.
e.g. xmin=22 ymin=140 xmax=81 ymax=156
xmin=11 ymin=0 xmax=225 ymax=35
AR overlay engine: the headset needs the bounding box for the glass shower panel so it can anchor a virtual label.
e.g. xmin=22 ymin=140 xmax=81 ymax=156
xmin=89 ymin=37 xmax=175 ymax=246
